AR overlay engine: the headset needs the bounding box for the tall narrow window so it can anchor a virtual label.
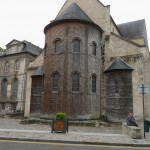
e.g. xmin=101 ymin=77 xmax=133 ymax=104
xmin=55 ymin=40 xmax=61 ymax=53
xmin=1 ymin=79 xmax=8 ymax=99
xmin=15 ymin=60 xmax=19 ymax=71
xmin=115 ymin=80 xmax=119 ymax=93
xmin=53 ymin=73 xmax=59 ymax=91
xmin=12 ymin=79 xmax=18 ymax=101
xmin=73 ymin=39 xmax=80 ymax=53
xmin=92 ymin=75 xmax=96 ymax=93
xmin=72 ymin=73 xmax=79 ymax=92
xmin=4 ymin=61 xmax=9 ymax=73
xmin=44 ymin=43 xmax=47 ymax=56
xmin=92 ymin=42 xmax=96 ymax=55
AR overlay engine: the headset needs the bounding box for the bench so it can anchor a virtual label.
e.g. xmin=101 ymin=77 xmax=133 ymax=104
xmin=122 ymin=122 xmax=142 ymax=139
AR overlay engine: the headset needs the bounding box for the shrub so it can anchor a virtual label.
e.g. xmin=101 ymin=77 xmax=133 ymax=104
xmin=55 ymin=112 xmax=66 ymax=120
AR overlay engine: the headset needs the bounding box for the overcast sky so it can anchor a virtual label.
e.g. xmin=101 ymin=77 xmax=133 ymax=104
xmin=0 ymin=0 xmax=150 ymax=49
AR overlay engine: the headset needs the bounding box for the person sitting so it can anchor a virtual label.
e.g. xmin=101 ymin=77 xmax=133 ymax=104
xmin=127 ymin=112 xmax=138 ymax=127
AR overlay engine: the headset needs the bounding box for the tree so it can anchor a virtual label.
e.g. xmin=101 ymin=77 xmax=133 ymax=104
xmin=0 ymin=47 xmax=5 ymax=55
xmin=0 ymin=47 xmax=3 ymax=51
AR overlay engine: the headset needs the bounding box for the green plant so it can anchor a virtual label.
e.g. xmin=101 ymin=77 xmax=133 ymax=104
xmin=55 ymin=112 xmax=66 ymax=120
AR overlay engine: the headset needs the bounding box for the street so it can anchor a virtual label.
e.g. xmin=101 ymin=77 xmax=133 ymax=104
xmin=0 ymin=140 xmax=149 ymax=150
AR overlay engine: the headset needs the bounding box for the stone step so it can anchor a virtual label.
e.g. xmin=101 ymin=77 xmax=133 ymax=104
xmin=20 ymin=118 xmax=111 ymax=127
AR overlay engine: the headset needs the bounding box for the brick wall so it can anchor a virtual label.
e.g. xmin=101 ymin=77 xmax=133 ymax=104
xmin=42 ymin=22 xmax=102 ymax=119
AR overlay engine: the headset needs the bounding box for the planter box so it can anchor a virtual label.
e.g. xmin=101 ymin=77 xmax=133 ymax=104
xmin=51 ymin=119 xmax=68 ymax=133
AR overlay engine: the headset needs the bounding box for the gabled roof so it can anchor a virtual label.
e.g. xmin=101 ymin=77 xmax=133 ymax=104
xmin=55 ymin=3 xmax=93 ymax=23
xmin=117 ymin=19 xmax=148 ymax=47
xmin=104 ymin=58 xmax=133 ymax=73
xmin=6 ymin=39 xmax=21 ymax=46
xmin=5 ymin=40 xmax=42 ymax=56
xmin=32 ymin=66 xmax=43 ymax=77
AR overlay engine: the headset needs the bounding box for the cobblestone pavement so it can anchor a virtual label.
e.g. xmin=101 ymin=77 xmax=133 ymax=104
xmin=0 ymin=118 xmax=149 ymax=146
xmin=0 ymin=118 xmax=122 ymax=133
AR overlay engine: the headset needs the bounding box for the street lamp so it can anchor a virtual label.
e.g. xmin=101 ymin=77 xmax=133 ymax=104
xmin=138 ymin=83 xmax=149 ymax=138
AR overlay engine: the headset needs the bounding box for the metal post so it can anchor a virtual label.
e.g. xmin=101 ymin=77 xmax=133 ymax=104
xmin=142 ymin=83 xmax=145 ymax=139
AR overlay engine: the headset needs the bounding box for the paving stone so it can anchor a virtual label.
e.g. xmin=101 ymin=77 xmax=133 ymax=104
xmin=0 ymin=118 xmax=149 ymax=146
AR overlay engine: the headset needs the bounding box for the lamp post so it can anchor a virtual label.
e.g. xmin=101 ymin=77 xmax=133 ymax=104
xmin=142 ymin=84 xmax=145 ymax=139
xmin=138 ymin=84 xmax=149 ymax=139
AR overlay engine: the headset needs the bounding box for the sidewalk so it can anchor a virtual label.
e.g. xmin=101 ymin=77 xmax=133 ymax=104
xmin=0 ymin=118 xmax=149 ymax=146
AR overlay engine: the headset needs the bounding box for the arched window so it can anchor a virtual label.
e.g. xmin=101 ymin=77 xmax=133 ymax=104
xmin=92 ymin=75 xmax=96 ymax=93
xmin=12 ymin=79 xmax=18 ymax=101
xmin=72 ymin=73 xmax=80 ymax=92
xmin=73 ymin=39 xmax=80 ymax=53
xmin=55 ymin=39 xmax=61 ymax=53
xmin=92 ymin=42 xmax=96 ymax=55
xmin=4 ymin=61 xmax=9 ymax=72
xmin=1 ymin=79 xmax=8 ymax=99
xmin=15 ymin=60 xmax=20 ymax=71
xmin=52 ymin=73 xmax=60 ymax=91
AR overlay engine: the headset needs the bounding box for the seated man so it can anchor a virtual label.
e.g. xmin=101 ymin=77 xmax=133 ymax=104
xmin=127 ymin=112 xmax=138 ymax=127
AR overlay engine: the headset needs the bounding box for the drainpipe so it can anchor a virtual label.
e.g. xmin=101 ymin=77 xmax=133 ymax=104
xmin=100 ymin=39 xmax=106 ymax=118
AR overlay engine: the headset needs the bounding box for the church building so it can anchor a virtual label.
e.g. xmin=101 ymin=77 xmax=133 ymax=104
xmin=24 ymin=0 xmax=150 ymax=122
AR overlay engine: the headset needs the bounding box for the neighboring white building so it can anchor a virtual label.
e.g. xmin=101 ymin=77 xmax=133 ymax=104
xmin=0 ymin=39 xmax=42 ymax=114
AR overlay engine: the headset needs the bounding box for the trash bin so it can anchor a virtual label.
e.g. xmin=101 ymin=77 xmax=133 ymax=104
xmin=144 ymin=120 xmax=150 ymax=132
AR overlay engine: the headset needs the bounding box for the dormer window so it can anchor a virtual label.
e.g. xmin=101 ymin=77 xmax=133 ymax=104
xmin=17 ymin=45 xmax=20 ymax=52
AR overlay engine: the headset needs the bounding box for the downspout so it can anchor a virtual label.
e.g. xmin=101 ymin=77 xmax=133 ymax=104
xmin=100 ymin=39 xmax=105 ymax=118
xmin=20 ymin=53 xmax=28 ymax=112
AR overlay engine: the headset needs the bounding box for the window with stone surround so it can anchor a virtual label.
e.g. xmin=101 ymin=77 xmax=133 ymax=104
xmin=1 ymin=78 xmax=8 ymax=99
xmin=55 ymin=39 xmax=61 ymax=53
xmin=15 ymin=60 xmax=20 ymax=71
xmin=92 ymin=74 xmax=96 ymax=93
xmin=115 ymin=80 xmax=119 ymax=93
xmin=12 ymin=78 xmax=18 ymax=101
xmin=92 ymin=42 xmax=97 ymax=55
xmin=73 ymin=39 xmax=80 ymax=53
xmin=4 ymin=61 xmax=9 ymax=73
xmin=52 ymin=73 xmax=60 ymax=91
xmin=72 ymin=73 xmax=80 ymax=92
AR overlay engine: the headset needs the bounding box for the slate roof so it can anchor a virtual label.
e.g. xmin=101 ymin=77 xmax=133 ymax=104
xmin=104 ymin=58 xmax=133 ymax=72
xmin=22 ymin=40 xmax=42 ymax=56
xmin=44 ymin=3 xmax=103 ymax=33
xmin=32 ymin=66 xmax=43 ymax=76
xmin=4 ymin=39 xmax=42 ymax=56
xmin=55 ymin=3 xmax=93 ymax=23
xmin=117 ymin=19 xmax=148 ymax=47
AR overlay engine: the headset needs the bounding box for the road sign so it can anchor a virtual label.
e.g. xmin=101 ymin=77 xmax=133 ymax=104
xmin=138 ymin=84 xmax=149 ymax=95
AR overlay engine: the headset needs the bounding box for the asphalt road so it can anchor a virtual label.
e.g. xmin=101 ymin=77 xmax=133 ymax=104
xmin=0 ymin=140 xmax=149 ymax=150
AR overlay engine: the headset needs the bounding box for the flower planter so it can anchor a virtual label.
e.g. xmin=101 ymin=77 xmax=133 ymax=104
xmin=51 ymin=119 xmax=68 ymax=133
